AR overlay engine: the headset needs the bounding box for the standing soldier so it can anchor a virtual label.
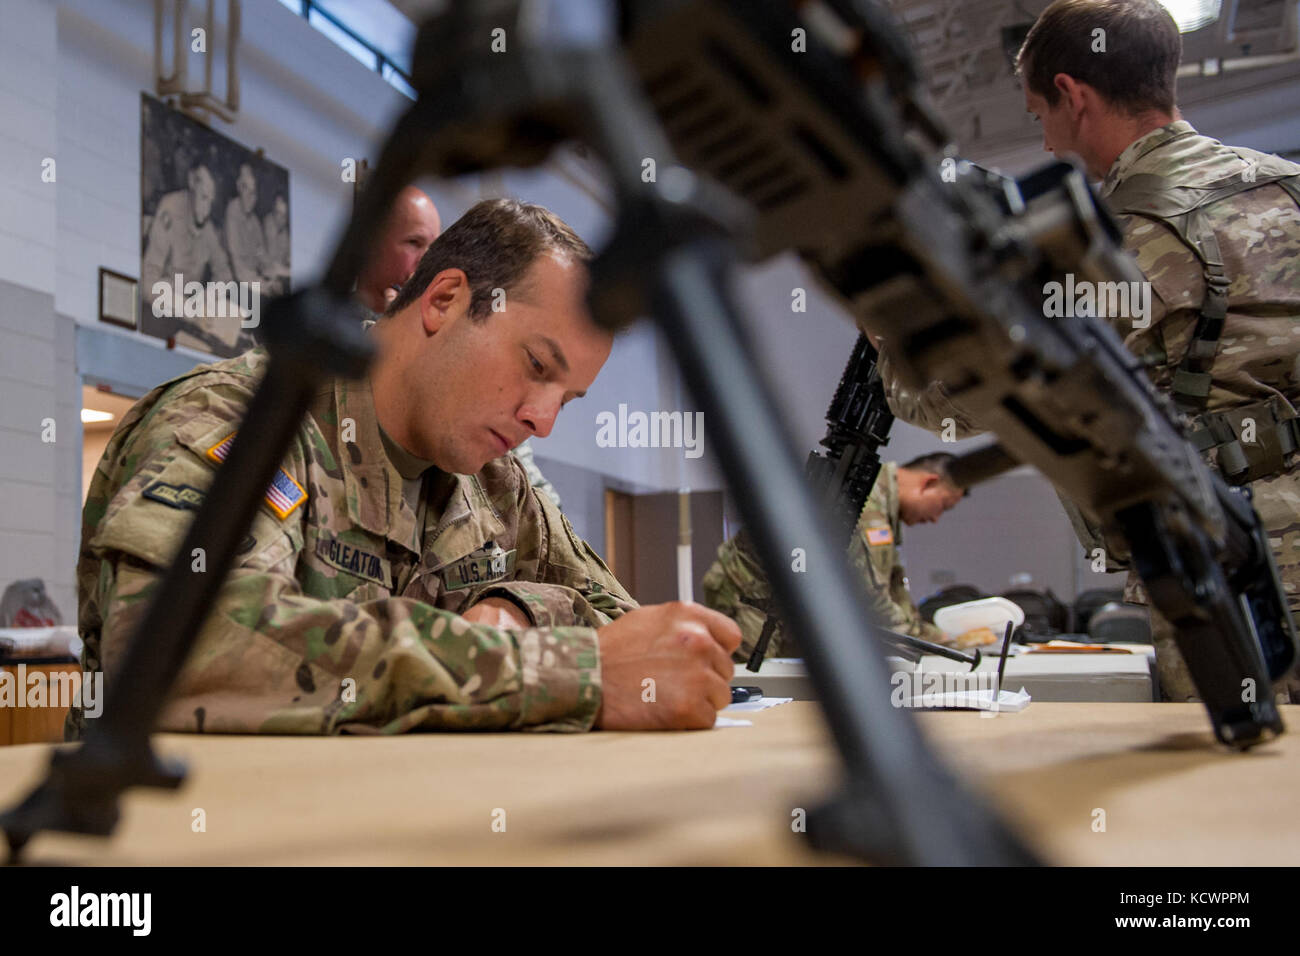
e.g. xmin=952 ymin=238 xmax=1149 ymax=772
xmin=872 ymin=0 xmax=1300 ymax=702
xmin=1018 ymin=0 xmax=1300 ymax=702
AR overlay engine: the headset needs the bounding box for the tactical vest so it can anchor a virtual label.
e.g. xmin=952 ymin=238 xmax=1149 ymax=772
xmin=1106 ymin=148 xmax=1300 ymax=485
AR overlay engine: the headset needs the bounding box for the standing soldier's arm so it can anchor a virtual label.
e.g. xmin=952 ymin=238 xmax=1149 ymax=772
xmin=847 ymin=521 xmax=949 ymax=645
xmin=1109 ymin=213 xmax=1188 ymax=378
xmin=875 ymin=346 xmax=984 ymax=439
xmin=80 ymin=386 xmax=612 ymax=736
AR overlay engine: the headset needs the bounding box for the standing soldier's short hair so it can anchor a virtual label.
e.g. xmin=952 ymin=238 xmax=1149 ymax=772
xmin=900 ymin=452 xmax=966 ymax=492
xmin=1016 ymin=0 xmax=1182 ymax=115
xmin=385 ymin=198 xmax=592 ymax=319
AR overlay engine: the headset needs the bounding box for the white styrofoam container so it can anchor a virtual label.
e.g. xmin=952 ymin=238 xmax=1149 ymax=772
xmin=932 ymin=597 xmax=1024 ymax=647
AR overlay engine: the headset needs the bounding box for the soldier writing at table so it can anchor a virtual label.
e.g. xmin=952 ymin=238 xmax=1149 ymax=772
xmin=70 ymin=199 xmax=741 ymax=739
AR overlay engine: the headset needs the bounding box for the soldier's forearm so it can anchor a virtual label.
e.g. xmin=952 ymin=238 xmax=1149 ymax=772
xmin=876 ymin=347 xmax=984 ymax=438
xmin=470 ymin=579 xmax=630 ymax=629
xmin=95 ymin=561 xmax=602 ymax=734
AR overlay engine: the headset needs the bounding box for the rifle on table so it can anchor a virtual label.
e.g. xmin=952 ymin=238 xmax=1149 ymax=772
xmin=746 ymin=332 xmax=907 ymax=670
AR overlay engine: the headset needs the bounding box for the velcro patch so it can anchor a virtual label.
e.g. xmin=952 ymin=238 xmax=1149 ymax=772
xmin=313 ymin=534 xmax=389 ymax=587
xmin=142 ymin=480 xmax=204 ymax=511
xmin=865 ymin=525 xmax=894 ymax=547
xmin=443 ymin=544 xmax=516 ymax=591
xmin=207 ymin=431 xmax=307 ymax=521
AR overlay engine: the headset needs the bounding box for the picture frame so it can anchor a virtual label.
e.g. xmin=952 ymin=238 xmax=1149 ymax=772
xmin=139 ymin=93 xmax=290 ymax=357
xmin=98 ymin=267 xmax=139 ymax=331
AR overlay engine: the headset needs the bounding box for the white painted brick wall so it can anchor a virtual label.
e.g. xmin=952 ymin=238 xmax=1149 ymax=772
xmin=0 ymin=0 xmax=63 ymax=619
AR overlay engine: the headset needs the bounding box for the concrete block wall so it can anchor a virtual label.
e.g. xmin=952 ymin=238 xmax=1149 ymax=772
xmin=0 ymin=0 xmax=77 ymax=618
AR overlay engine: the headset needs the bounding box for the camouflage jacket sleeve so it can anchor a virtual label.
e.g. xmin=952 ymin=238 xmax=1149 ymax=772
xmin=846 ymin=496 xmax=950 ymax=645
xmin=1055 ymin=489 xmax=1132 ymax=571
xmin=875 ymin=345 xmax=984 ymax=439
xmin=471 ymin=473 xmax=637 ymax=630
xmin=78 ymin=384 xmax=610 ymax=736
xmin=700 ymin=532 xmax=793 ymax=662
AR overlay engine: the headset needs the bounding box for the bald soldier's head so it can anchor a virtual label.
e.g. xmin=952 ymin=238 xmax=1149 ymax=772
xmin=357 ymin=185 xmax=442 ymax=313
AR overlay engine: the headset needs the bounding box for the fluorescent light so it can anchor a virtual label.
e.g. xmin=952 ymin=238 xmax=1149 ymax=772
xmin=1158 ymin=0 xmax=1222 ymax=33
xmin=81 ymin=409 xmax=114 ymax=424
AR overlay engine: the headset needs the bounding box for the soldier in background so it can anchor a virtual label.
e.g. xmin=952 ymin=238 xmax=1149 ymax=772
xmin=702 ymin=454 xmax=986 ymax=661
xmin=358 ymin=185 xmax=442 ymax=316
xmin=70 ymin=199 xmax=740 ymax=739
xmin=870 ymin=0 xmax=1300 ymax=701
xmin=1021 ymin=0 xmax=1300 ymax=702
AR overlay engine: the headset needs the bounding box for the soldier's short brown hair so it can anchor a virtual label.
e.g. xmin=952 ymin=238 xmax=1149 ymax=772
xmin=385 ymin=198 xmax=592 ymax=320
xmin=900 ymin=452 xmax=968 ymax=496
xmin=1016 ymin=0 xmax=1181 ymax=115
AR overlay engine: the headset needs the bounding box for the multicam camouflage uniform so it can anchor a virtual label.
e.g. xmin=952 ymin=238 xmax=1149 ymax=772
xmin=701 ymin=462 xmax=948 ymax=662
xmin=875 ymin=121 xmax=1300 ymax=702
xmin=512 ymin=438 xmax=563 ymax=511
xmin=67 ymin=347 xmax=635 ymax=739
xmin=1102 ymin=122 xmax=1300 ymax=702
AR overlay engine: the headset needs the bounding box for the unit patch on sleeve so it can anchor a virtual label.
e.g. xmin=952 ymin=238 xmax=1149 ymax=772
xmin=206 ymin=431 xmax=307 ymax=521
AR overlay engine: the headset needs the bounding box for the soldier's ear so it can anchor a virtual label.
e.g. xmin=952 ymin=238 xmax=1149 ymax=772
xmin=1052 ymin=73 xmax=1087 ymax=118
xmin=419 ymin=268 xmax=470 ymax=334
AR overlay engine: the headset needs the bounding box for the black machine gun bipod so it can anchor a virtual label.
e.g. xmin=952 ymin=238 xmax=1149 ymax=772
xmin=3 ymin=0 xmax=1042 ymax=866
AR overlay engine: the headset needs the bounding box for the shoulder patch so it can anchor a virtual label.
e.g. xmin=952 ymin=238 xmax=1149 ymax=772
xmin=206 ymin=431 xmax=307 ymax=521
xmin=864 ymin=525 xmax=894 ymax=547
xmin=142 ymin=480 xmax=205 ymax=511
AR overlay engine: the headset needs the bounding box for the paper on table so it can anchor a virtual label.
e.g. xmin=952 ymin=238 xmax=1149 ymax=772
xmin=723 ymin=697 xmax=793 ymax=713
xmin=713 ymin=716 xmax=753 ymax=728
xmin=906 ymin=687 xmax=1032 ymax=712
xmin=0 ymin=626 xmax=81 ymax=659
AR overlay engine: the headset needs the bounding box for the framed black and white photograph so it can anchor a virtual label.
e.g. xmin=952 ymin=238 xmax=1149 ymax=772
xmin=97 ymin=267 xmax=138 ymax=331
xmin=139 ymin=92 xmax=290 ymax=357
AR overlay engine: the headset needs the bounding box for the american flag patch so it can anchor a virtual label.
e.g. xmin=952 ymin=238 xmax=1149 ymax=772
xmin=206 ymin=432 xmax=307 ymax=521
xmin=865 ymin=525 xmax=894 ymax=546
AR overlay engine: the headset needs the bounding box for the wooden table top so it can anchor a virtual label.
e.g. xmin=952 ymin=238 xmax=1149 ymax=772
xmin=1 ymin=702 xmax=1295 ymax=865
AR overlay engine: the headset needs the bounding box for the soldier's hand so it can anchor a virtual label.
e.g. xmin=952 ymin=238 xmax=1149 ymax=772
xmin=594 ymin=601 xmax=742 ymax=730
xmin=462 ymin=597 xmax=531 ymax=630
